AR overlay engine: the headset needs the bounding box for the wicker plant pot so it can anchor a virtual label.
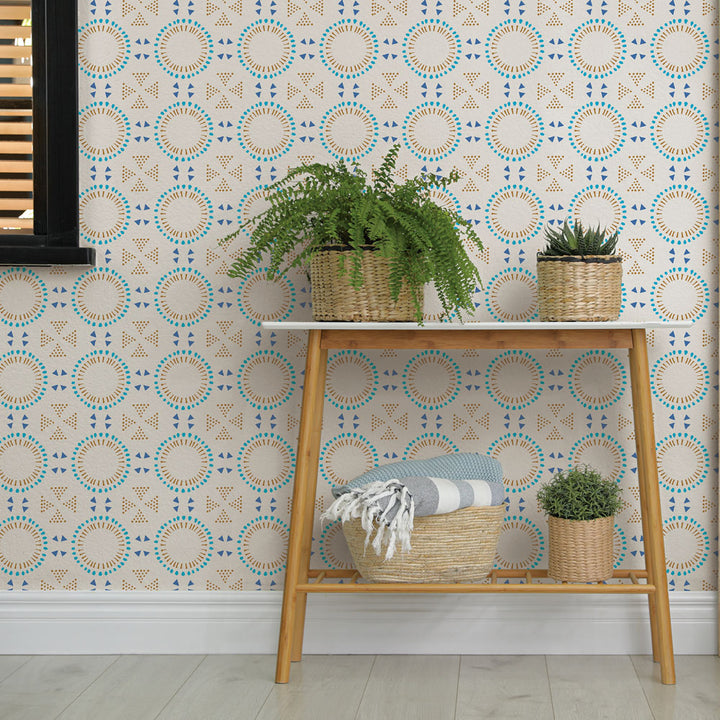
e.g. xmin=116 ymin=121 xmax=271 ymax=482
xmin=342 ymin=504 xmax=505 ymax=583
xmin=547 ymin=515 xmax=614 ymax=583
xmin=537 ymin=255 xmax=622 ymax=321
xmin=309 ymin=248 xmax=421 ymax=322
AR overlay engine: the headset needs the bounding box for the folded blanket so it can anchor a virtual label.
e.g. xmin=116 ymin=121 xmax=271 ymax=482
xmin=323 ymin=471 xmax=505 ymax=561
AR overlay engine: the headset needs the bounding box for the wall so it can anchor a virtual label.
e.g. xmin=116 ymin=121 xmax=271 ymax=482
xmin=0 ymin=0 xmax=715 ymax=595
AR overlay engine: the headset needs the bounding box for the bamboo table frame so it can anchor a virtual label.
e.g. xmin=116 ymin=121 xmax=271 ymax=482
xmin=263 ymin=321 xmax=690 ymax=685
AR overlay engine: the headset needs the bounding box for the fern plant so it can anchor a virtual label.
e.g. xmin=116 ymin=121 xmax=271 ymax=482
xmin=221 ymin=144 xmax=483 ymax=323
xmin=540 ymin=220 xmax=619 ymax=257
xmin=537 ymin=466 xmax=622 ymax=521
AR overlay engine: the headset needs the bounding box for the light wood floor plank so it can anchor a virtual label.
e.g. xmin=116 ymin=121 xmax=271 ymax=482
xmin=631 ymin=655 xmax=720 ymax=720
xmin=547 ymin=655 xmax=653 ymax=720
xmin=55 ymin=655 xmax=203 ymax=720
xmin=0 ymin=656 xmax=31 ymax=683
xmin=456 ymin=656 xmax=554 ymax=720
xmin=155 ymin=655 xmax=275 ymax=720
xmin=356 ymin=655 xmax=459 ymax=720
xmin=256 ymin=655 xmax=375 ymax=720
xmin=0 ymin=656 xmax=117 ymax=720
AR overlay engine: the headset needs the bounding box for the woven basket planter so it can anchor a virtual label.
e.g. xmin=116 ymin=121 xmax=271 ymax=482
xmin=537 ymin=255 xmax=622 ymax=322
xmin=309 ymin=248 xmax=421 ymax=322
xmin=547 ymin=515 xmax=614 ymax=583
xmin=343 ymin=504 xmax=505 ymax=583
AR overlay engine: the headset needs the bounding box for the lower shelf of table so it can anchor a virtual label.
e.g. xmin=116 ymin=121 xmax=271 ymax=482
xmin=298 ymin=568 xmax=653 ymax=594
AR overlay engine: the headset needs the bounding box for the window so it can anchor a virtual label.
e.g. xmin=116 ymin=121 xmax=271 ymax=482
xmin=0 ymin=0 xmax=94 ymax=265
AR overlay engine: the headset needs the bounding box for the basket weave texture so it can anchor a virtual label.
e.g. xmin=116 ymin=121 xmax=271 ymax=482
xmin=537 ymin=255 xmax=622 ymax=322
xmin=343 ymin=504 xmax=505 ymax=583
xmin=547 ymin=515 xmax=614 ymax=582
xmin=309 ymin=249 xmax=419 ymax=322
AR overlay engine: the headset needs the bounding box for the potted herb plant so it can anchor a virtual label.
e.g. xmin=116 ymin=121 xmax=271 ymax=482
xmin=537 ymin=219 xmax=622 ymax=321
xmin=222 ymin=144 xmax=483 ymax=324
xmin=537 ymin=466 xmax=622 ymax=582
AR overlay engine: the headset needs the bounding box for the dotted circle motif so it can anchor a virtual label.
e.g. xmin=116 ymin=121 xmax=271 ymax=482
xmin=155 ymin=434 xmax=214 ymax=493
xmin=0 ymin=516 xmax=47 ymax=576
xmin=72 ymin=516 xmax=130 ymax=576
xmin=402 ymin=19 xmax=461 ymax=78
xmin=320 ymin=433 xmax=379 ymax=486
xmin=488 ymin=433 xmax=545 ymax=494
xmin=568 ymin=102 xmax=627 ymax=162
xmin=72 ymin=351 xmax=130 ymax=411
xmin=568 ymin=351 xmax=627 ymax=410
xmin=155 ymin=516 xmax=214 ymax=576
xmin=495 ymin=516 xmax=544 ymax=570
xmin=155 ymin=268 xmax=214 ymax=327
xmin=485 ymin=351 xmax=544 ymax=410
xmin=402 ymin=102 xmax=461 ymax=161
xmin=72 ymin=268 xmax=130 ymax=327
xmin=486 ymin=102 xmax=544 ymax=162
xmin=319 ymin=19 xmax=377 ymax=78
xmin=485 ymin=19 xmax=544 ymax=79
xmin=403 ymin=433 xmax=460 ymax=461
xmin=650 ymin=20 xmax=709 ymax=79
xmin=238 ymin=102 xmax=296 ymax=162
xmin=0 ymin=268 xmax=47 ymax=327
xmin=485 ymin=185 xmax=545 ymax=245
xmin=154 ymin=351 xmax=214 ymax=410
xmin=237 ymin=515 xmax=288 ymax=577
xmin=402 ymin=350 xmax=461 ymax=410
xmin=238 ymin=432 xmax=295 ymax=494
xmin=155 ymin=102 xmax=213 ymax=161
xmin=568 ymin=184 xmax=626 ymax=235
xmin=325 ymin=351 xmax=379 ymax=411
xmin=238 ymin=19 xmax=295 ymax=78
xmin=651 ymin=268 xmax=709 ymax=322
xmin=237 ymin=268 xmax=295 ymax=326
xmin=321 ymin=102 xmax=378 ymax=160
xmin=155 ymin=185 xmax=214 ymax=245
xmin=79 ymin=102 xmax=130 ymax=161
xmin=79 ymin=185 xmax=130 ymax=245
xmin=238 ymin=350 xmax=296 ymax=411
xmin=568 ymin=20 xmax=626 ymax=78
xmin=651 ymin=102 xmax=710 ymax=161
xmin=0 ymin=351 xmax=47 ymax=410
xmin=0 ymin=434 xmax=47 ymax=493
xmin=485 ymin=268 xmax=538 ymax=323
xmin=656 ymin=434 xmax=709 ymax=493
xmin=72 ymin=434 xmax=130 ymax=493
xmin=569 ymin=433 xmax=627 ymax=483
xmin=651 ymin=351 xmax=709 ymax=410
xmin=663 ymin=515 xmax=710 ymax=577
xmin=651 ymin=185 xmax=709 ymax=245
xmin=155 ymin=20 xmax=213 ymax=78
xmin=78 ymin=20 xmax=130 ymax=78
xmin=318 ymin=521 xmax=354 ymax=569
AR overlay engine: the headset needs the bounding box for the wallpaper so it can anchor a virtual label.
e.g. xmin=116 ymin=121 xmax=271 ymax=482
xmin=0 ymin=0 xmax=716 ymax=592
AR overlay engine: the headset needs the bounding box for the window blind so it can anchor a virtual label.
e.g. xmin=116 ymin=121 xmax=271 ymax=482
xmin=0 ymin=0 xmax=33 ymax=233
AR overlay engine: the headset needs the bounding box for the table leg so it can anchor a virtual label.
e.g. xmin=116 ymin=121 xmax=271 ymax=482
xmin=275 ymin=330 xmax=326 ymax=683
xmin=628 ymin=329 xmax=675 ymax=685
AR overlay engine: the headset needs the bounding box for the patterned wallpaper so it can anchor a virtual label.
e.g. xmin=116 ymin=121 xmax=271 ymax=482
xmin=0 ymin=0 xmax=716 ymax=592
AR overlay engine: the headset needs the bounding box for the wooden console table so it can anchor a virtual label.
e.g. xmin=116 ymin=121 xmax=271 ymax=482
xmin=263 ymin=320 xmax=690 ymax=684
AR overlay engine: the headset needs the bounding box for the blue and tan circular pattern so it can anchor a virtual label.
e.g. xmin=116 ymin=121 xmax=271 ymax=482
xmin=238 ymin=432 xmax=294 ymax=494
xmin=656 ymin=433 xmax=709 ymax=493
xmin=155 ymin=516 xmax=214 ymax=576
xmin=402 ymin=350 xmax=461 ymax=410
xmin=155 ymin=434 xmax=214 ymax=494
xmin=568 ymin=20 xmax=626 ymax=78
xmin=155 ymin=351 xmax=213 ymax=410
xmin=613 ymin=524 xmax=628 ymax=568
xmin=237 ymin=185 xmax=269 ymax=237
xmin=486 ymin=102 xmax=544 ymax=162
xmin=402 ymin=102 xmax=460 ymax=161
xmin=155 ymin=185 xmax=214 ymax=245
xmin=568 ymin=102 xmax=626 ymax=162
xmin=0 ymin=268 xmax=46 ymax=327
xmin=663 ymin=516 xmax=710 ymax=577
xmin=403 ymin=433 xmax=460 ymax=461
xmin=320 ymin=19 xmax=377 ymax=78
xmin=320 ymin=433 xmax=378 ymax=486
xmin=0 ymin=434 xmax=46 ymax=494
xmin=568 ymin=184 xmax=626 ymax=235
xmin=155 ymin=20 xmax=213 ymax=78
xmin=155 ymin=103 xmax=213 ymax=161
xmin=238 ymin=350 xmax=295 ymax=411
xmin=403 ymin=19 xmax=461 ymax=78
xmin=651 ymin=351 xmax=709 ymax=410
xmin=486 ymin=185 xmax=544 ymax=245
xmin=488 ymin=433 xmax=544 ymax=494
xmin=568 ymin=351 xmax=627 ymax=410
xmin=486 ymin=351 xmax=544 ymax=410
xmin=78 ymin=19 xmax=129 ymax=79
xmin=651 ymin=103 xmax=709 ymax=162
xmin=79 ymin=102 xmax=130 ymax=162
xmin=72 ymin=268 xmax=130 ymax=327
xmin=651 ymin=268 xmax=709 ymax=322
xmin=155 ymin=268 xmax=213 ymax=327
xmin=650 ymin=20 xmax=709 ymax=79
xmin=318 ymin=521 xmax=354 ymax=569
xmin=321 ymin=102 xmax=378 ymax=160
xmin=72 ymin=434 xmax=129 ymax=493
xmin=72 ymin=516 xmax=130 ymax=576
xmin=485 ymin=268 xmax=538 ymax=322
xmin=651 ymin=185 xmax=709 ymax=245
xmin=326 ymin=351 xmax=378 ymax=411
xmin=79 ymin=185 xmax=130 ymax=245
xmin=239 ymin=102 xmax=296 ymax=162
xmin=0 ymin=351 xmax=47 ymax=411
xmin=485 ymin=19 xmax=543 ymax=79
xmin=237 ymin=515 xmax=288 ymax=577
xmin=72 ymin=351 xmax=130 ymax=411
xmin=238 ymin=19 xmax=295 ymax=79
xmin=237 ymin=269 xmax=295 ymax=326
xmin=495 ymin=516 xmax=544 ymax=570
xmin=0 ymin=516 xmax=47 ymax=576
xmin=569 ymin=433 xmax=627 ymax=483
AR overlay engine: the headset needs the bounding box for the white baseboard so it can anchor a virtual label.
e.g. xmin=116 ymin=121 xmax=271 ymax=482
xmin=0 ymin=591 xmax=716 ymax=655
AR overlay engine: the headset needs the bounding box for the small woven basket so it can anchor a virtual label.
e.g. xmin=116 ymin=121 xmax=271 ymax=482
xmin=309 ymin=248 xmax=420 ymax=322
xmin=547 ymin=515 xmax=614 ymax=583
xmin=537 ymin=255 xmax=622 ymax=322
xmin=343 ymin=504 xmax=505 ymax=583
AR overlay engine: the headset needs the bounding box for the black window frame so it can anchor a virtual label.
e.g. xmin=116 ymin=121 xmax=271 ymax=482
xmin=0 ymin=0 xmax=94 ymax=265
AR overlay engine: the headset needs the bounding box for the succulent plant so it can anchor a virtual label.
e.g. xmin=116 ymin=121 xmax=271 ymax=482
xmin=540 ymin=219 xmax=619 ymax=257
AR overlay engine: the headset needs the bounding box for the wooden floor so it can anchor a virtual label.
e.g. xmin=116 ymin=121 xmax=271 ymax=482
xmin=0 ymin=654 xmax=718 ymax=719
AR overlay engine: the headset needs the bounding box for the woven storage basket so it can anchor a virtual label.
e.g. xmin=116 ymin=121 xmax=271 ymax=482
xmin=309 ymin=248 xmax=420 ymax=322
xmin=343 ymin=504 xmax=505 ymax=583
xmin=547 ymin=515 xmax=614 ymax=583
xmin=537 ymin=255 xmax=622 ymax=321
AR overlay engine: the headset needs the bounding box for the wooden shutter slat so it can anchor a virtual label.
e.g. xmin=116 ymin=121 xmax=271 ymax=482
xmin=0 ymin=217 xmax=33 ymax=229
xmin=0 ymin=122 xmax=31 ymax=134
xmin=2 ymin=66 xmax=32 ymax=79
xmin=2 ymin=160 xmax=31 ymax=172
xmin=0 ymin=4 xmax=31 ymax=21
xmin=0 ymin=27 xmax=31 ymax=40
xmin=0 ymin=180 xmax=32 ymax=191
xmin=0 ymin=199 xmax=33 ymax=211
xmin=0 ymin=47 xmax=32 ymax=59
xmin=0 ymin=85 xmax=32 ymax=98
xmin=0 ymin=140 xmax=32 ymax=153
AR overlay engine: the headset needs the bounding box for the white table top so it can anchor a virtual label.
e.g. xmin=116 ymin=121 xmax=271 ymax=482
xmin=262 ymin=320 xmax=694 ymax=331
